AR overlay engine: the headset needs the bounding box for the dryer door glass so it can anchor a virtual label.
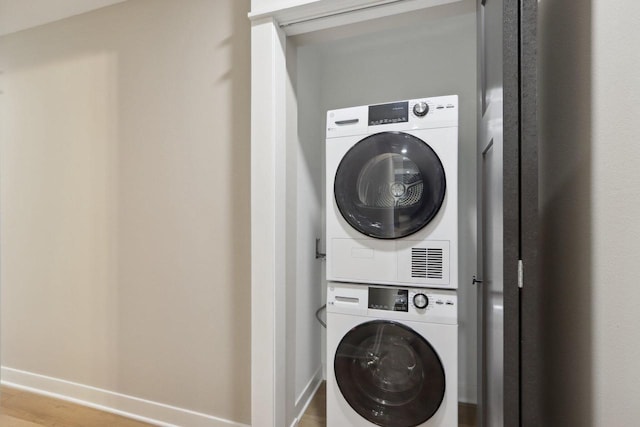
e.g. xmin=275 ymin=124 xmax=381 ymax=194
xmin=334 ymin=320 xmax=446 ymax=427
xmin=334 ymin=131 xmax=446 ymax=239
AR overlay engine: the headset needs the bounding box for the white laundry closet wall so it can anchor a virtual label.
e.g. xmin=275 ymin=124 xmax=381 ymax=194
xmin=284 ymin=1 xmax=478 ymax=418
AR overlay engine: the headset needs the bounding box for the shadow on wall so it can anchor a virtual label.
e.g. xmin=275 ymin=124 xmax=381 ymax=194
xmin=225 ymin=0 xmax=253 ymax=422
xmin=539 ymin=0 xmax=592 ymax=425
xmin=204 ymin=0 xmax=252 ymax=421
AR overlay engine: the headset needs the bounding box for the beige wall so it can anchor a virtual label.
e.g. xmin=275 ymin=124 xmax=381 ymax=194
xmin=540 ymin=0 xmax=640 ymax=425
xmin=0 ymin=0 xmax=251 ymax=423
xmin=590 ymin=1 xmax=640 ymax=423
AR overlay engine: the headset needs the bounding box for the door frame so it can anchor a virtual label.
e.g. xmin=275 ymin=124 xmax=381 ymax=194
xmin=249 ymin=0 xmax=539 ymax=425
xmin=518 ymin=0 xmax=541 ymax=424
xmin=477 ymin=0 xmax=539 ymax=425
xmin=248 ymin=2 xmax=466 ymax=426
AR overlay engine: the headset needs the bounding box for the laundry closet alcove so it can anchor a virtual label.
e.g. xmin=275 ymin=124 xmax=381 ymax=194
xmin=249 ymin=1 xmax=479 ymax=426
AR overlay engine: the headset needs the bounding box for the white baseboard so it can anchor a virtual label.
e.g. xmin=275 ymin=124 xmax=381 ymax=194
xmin=1 ymin=367 xmax=250 ymax=427
xmin=289 ymin=366 xmax=323 ymax=427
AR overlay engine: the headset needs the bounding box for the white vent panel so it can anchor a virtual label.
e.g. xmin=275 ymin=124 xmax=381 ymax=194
xmin=411 ymin=248 xmax=427 ymax=278
xmin=398 ymin=241 xmax=450 ymax=287
xmin=411 ymin=247 xmax=444 ymax=279
xmin=426 ymin=248 xmax=444 ymax=279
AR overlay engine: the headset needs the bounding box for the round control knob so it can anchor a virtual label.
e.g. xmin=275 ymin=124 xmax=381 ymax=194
xmin=413 ymin=102 xmax=429 ymax=117
xmin=413 ymin=293 xmax=429 ymax=309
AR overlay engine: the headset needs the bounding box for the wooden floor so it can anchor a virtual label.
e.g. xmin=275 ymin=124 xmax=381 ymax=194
xmin=299 ymin=382 xmax=327 ymax=427
xmin=0 ymin=386 xmax=152 ymax=427
xmin=300 ymin=382 xmax=477 ymax=427
xmin=1 ymin=383 xmax=476 ymax=426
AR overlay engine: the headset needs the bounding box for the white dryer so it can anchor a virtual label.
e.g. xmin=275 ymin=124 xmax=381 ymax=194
xmin=326 ymin=96 xmax=458 ymax=289
xmin=327 ymin=283 xmax=458 ymax=427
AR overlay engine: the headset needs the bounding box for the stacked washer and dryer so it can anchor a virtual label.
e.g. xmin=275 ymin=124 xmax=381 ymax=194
xmin=325 ymin=96 xmax=459 ymax=427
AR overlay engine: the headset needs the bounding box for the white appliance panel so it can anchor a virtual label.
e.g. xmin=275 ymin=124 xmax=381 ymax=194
xmin=326 ymin=96 xmax=459 ymax=288
xmin=326 ymin=283 xmax=458 ymax=426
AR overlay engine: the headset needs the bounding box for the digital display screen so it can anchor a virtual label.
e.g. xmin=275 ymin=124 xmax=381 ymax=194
xmin=368 ymin=102 xmax=409 ymax=126
xmin=368 ymin=287 xmax=409 ymax=312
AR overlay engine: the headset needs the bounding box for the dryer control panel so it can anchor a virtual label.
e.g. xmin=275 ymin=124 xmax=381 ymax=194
xmin=326 ymin=95 xmax=458 ymax=138
xmin=368 ymin=101 xmax=409 ymax=126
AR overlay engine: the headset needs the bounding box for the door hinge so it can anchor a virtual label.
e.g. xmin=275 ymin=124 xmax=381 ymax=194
xmin=518 ymin=260 xmax=523 ymax=289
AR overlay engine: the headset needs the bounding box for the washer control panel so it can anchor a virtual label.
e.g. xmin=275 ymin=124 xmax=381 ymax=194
xmin=368 ymin=287 xmax=409 ymax=311
xmin=327 ymin=283 xmax=457 ymax=325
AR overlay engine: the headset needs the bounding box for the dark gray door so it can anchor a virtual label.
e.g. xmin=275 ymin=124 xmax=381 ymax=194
xmin=477 ymin=0 xmax=539 ymax=425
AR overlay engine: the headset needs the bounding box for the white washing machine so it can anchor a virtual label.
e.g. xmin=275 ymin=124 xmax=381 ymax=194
xmin=327 ymin=283 xmax=458 ymax=427
xmin=326 ymin=96 xmax=458 ymax=289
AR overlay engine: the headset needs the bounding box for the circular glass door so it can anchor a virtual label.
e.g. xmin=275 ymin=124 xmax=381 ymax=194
xmin=334 ymin=132 xmax=446 ymax=239
xmin=334 ymin=320 xmax=446 ymax=427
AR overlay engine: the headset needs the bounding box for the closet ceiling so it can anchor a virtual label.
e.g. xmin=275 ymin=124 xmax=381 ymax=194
xmin=0 ymin=0 xmax=126 ymax=36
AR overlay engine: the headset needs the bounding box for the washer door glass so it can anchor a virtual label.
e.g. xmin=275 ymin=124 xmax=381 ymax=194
xmin=334 ymin=132 xmax=446 ymax=239
xmin=334 ymin=320 xmax=446 ymax=427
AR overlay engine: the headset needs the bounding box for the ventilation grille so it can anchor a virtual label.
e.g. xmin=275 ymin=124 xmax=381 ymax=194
xmin=411 ymin=248 xmax=444 ymax=279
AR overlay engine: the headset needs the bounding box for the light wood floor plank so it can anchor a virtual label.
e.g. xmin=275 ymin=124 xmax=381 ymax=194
xmin=0 ymin=386 xmax=153 ymax=427
xmin=3 ymin=383 xmax=477 ymax=426
xmin=0 ymin=413 xmax=42 ymax=427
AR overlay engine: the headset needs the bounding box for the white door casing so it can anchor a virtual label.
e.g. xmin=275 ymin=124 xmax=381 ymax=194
xmin=249 ymin=1 xmax=466 ymax=426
